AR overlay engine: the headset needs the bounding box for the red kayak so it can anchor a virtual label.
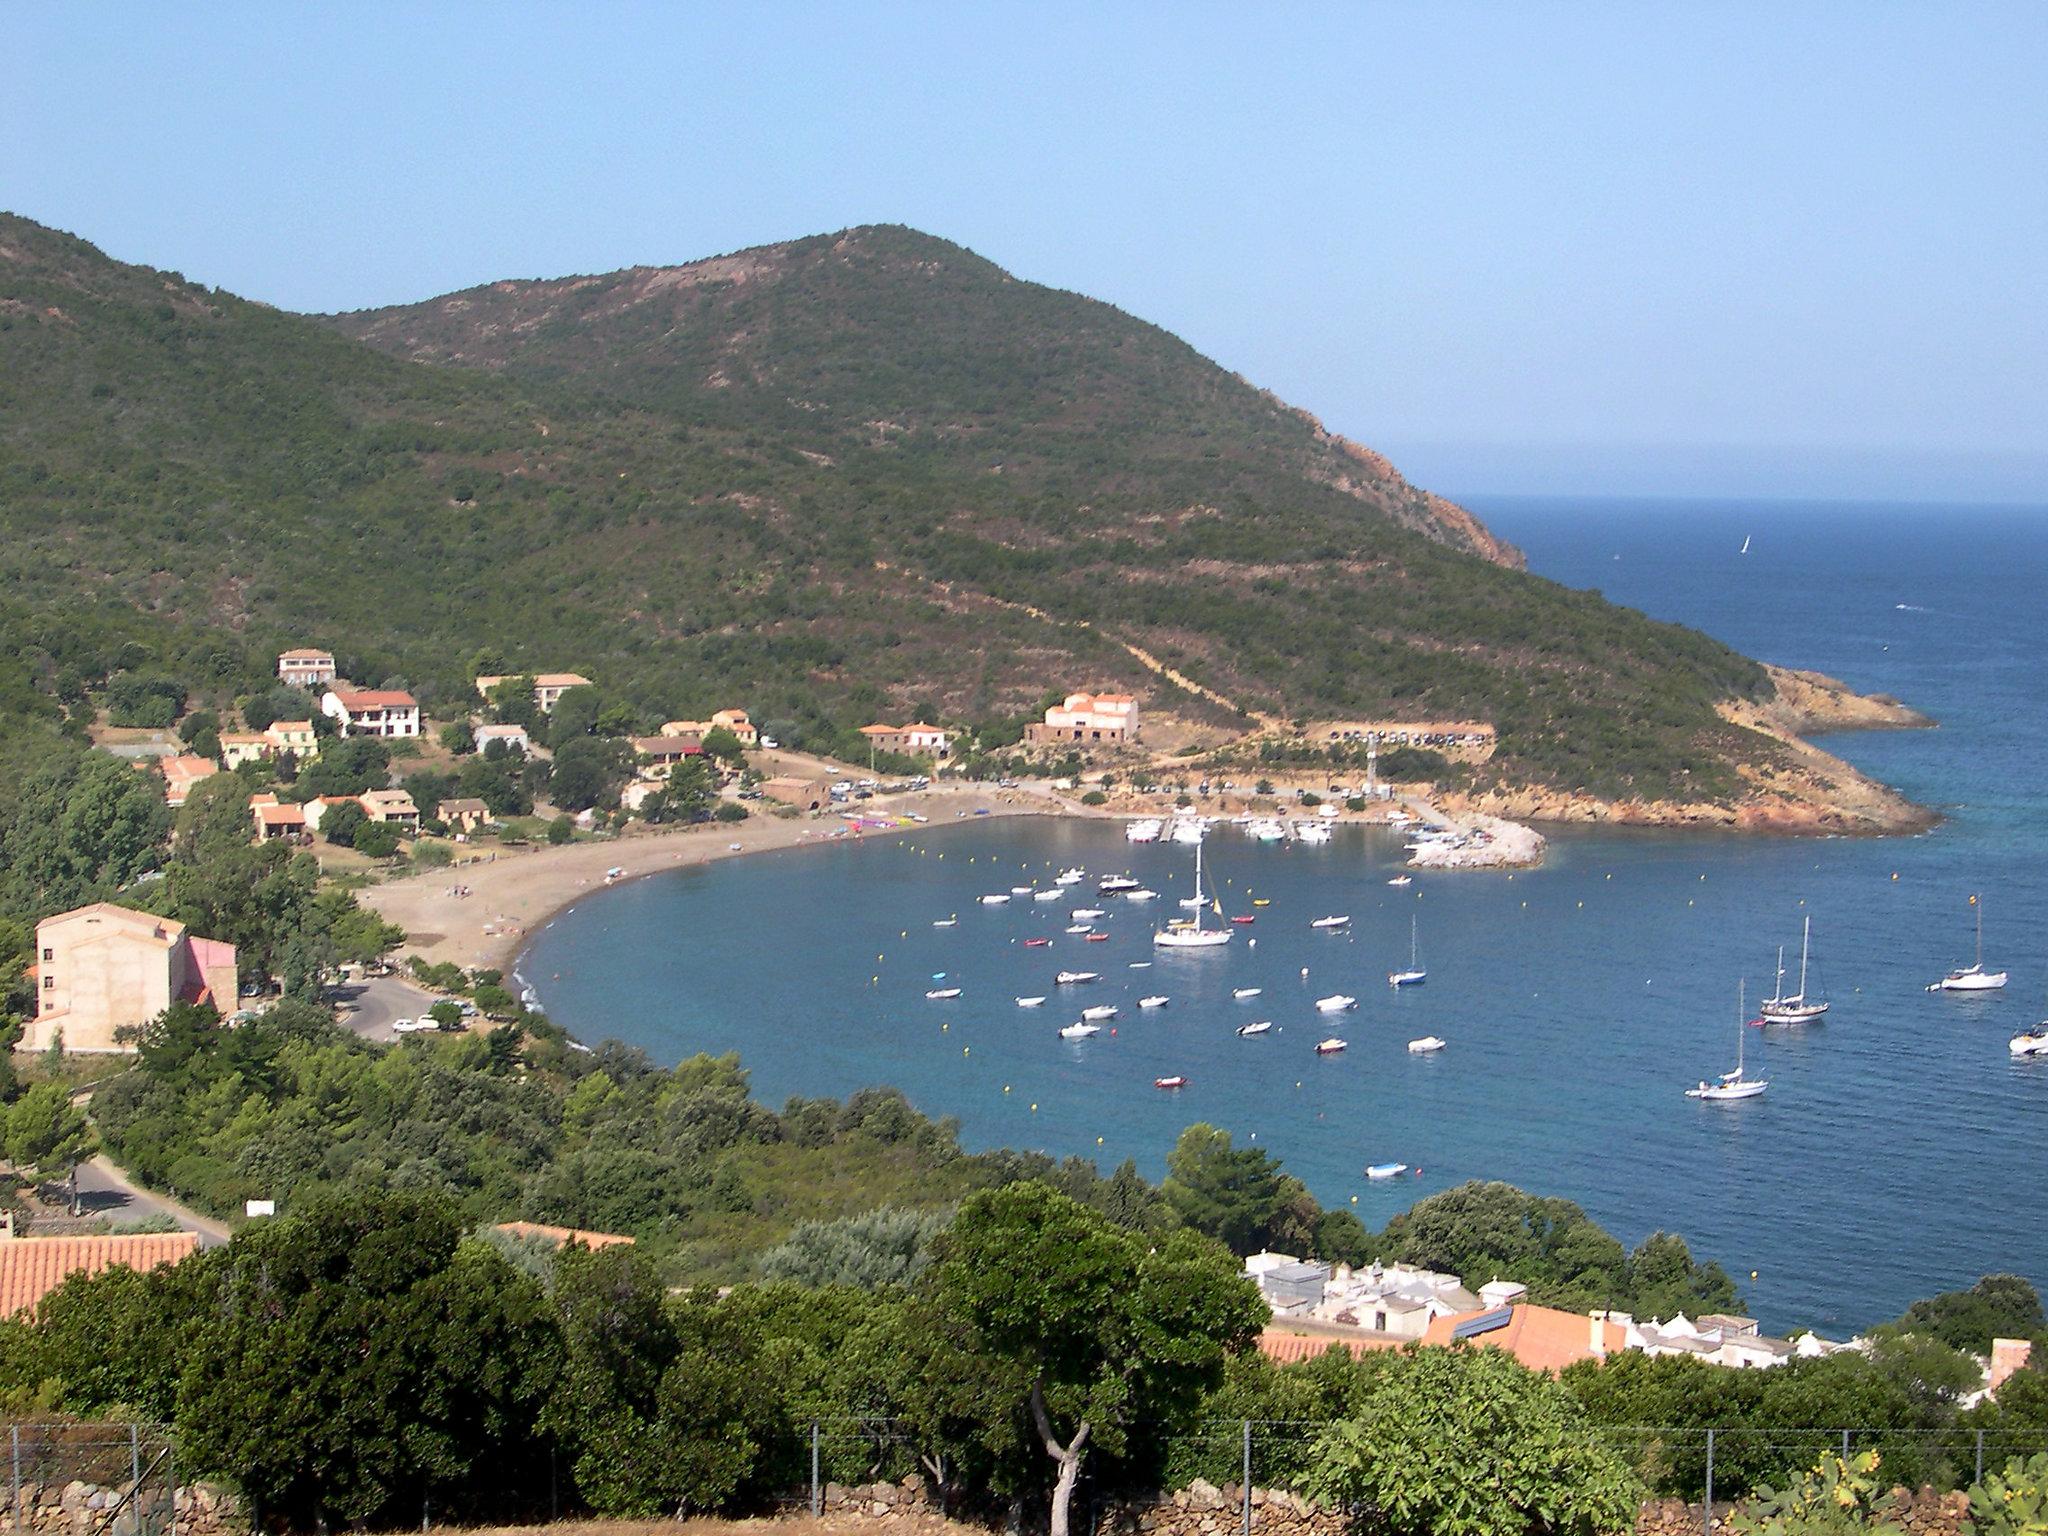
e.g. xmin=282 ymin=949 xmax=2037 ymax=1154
xmin=1023 ymin=938 xmax=1051 ymax=948
xmin=1086 ymin=932 xmax=1110 ymax=943
xmin=1231 ymin=915 xmax=1256 ymax=925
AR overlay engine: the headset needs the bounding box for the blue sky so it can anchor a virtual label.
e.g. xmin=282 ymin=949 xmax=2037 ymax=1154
xmin=6 ymin=4 xmax=2045 ymax=500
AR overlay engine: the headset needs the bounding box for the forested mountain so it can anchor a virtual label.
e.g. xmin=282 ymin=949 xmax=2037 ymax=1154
xmin=3 ymin=211 xmax=1810 ymax=801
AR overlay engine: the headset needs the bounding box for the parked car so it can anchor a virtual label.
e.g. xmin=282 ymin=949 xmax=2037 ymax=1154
xmin=392 ymin=1018 xmax=435 ymax=1034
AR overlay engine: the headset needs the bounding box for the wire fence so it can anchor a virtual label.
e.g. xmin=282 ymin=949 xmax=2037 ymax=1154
xmin=3 ymin=1424 xmax=176 ymax=1536
xmin=763 ymin=1416 xmax=2048 ymax=1534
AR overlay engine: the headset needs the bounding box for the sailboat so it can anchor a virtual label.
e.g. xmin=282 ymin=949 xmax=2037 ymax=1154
xmin=1930 ymin=897 xmax=2008 ymax=991
xmin=1686 ymin=981 xmax=1768 ymax=1100
xmin=1388 ymin=915 xmax=1427 ymax=986
xmin=1760 ymin=915 xmax=1829 ymax=1023
xmin=1154 ymin=840 xmax=1232 ymax=949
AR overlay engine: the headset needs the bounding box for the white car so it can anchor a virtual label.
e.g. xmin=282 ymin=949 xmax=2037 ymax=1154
xmin=391 ymin=1018 xmax=436 ymax=1034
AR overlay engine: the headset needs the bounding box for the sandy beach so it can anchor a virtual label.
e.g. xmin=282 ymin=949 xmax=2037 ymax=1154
xmin=360 ymin=784 xmax=1073 ymax=975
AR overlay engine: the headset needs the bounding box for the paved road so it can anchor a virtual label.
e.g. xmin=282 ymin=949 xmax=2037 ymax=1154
xmin=329 ymin=974 xmax=441 ymax=1043
xmin=70 ymin=1155 xmax=232 ymax=1246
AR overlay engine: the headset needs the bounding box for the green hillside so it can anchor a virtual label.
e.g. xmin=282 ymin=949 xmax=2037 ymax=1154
xmin=0 ymin=211 xmax=1775 ymax=799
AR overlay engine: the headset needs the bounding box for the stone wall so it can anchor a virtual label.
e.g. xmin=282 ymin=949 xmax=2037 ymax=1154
xmin=0 ymin=1481 xmax=241 ymax=1536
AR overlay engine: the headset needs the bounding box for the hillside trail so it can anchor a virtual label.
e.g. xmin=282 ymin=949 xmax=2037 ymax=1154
xmin=873 ymin=562 xmax=1279 ymax=737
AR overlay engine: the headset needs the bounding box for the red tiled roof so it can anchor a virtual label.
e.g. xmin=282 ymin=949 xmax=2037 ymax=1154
xmin=0 ymin=1233 xmax=201 ymax=1318
xmin=253 ymin=804 xmax=307 ymax=826
xmin=860 ymin=724 xmax=902 ymax=736
xmin=493 ymin=1221 xmax=634 ymax=1251
xmin=1418 ymin=1304 xmax=1627 ymax=1373
xmin=279 ymin=648 xmax=331 ymax=660
xmin=1258 ymin=1327 xmax=1408 ymax=1364
xmin=331 ymin=689 xmax=416 ymax=710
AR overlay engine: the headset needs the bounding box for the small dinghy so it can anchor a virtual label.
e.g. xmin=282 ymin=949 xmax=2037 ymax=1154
xmin=1386 ymin=875 xmax=1412 ymax=888
xmin=1086 ymin=932 xmax=1110 ymax=942
xmin=1311 ymin=915 xmax=1351 ymax=930
xmin=1139 ymin=995 xmax=1169 ymax=1009
xmin=1056 ymin=970 xmax=1100 ymax=984
xmin=1065 ymin=924 xmax=1094 ymax=934
xmin=981 ymin=894 xmax=1010 ymax=905
xmin=1233 ymin=987 xmax=1263 ymax=1000
xmin=1059 ymin=1021 xmax=1101 ymax=1040
xmin=1154 ymin=1075 xmax=1189 ymax=1090
xmin=1016 ymin=996 xmax=1047 ymax=1008
xmin=933 ymin=917 xmax=958 ymax=928
xmin=1034 ymin=890 xmax=1062 ymax=903
xmin=1072 ymin=907 xmax=1107 ymax=920
xmin=1314 ymin=1037 xmax=1348 ymax=1055
xmin=925 ymin=988 xmax=962 ymax=1001
xmin=1231 ymin=915 xmax=1256 ymax=925
xmin=1126 ymin=889 xmax=1159 ymax=902
xmin=1236 ymin=1020 xmax=1273 ymax=1037
xmin=1023 ymin=938 xmax=1051 ymax=948
xmin=1365 ymin=1162 xmax=1409 ymax=1180
xmin=1407 ymin=1035 xmax=1446 ymax=1053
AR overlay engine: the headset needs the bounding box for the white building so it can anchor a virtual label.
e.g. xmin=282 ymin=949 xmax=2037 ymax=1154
xmin=473 ymin=723 xmax=533 ymax=754
xmin=321 ymin=686 xmax=420 ymax=738
xmin=277 ymin=648 xmax=337 ymax=689
xmin=1027 ymin=692 xmax=1141 ymax=746
xmin=474 ymin=673 xmax=593 ymax=715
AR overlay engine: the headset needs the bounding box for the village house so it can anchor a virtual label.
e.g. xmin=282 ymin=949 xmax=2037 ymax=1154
xmin=437 ymin=798 xmax=491 ymax=834
xmin=858 ymin=722 xmax=955 ymax=759
xmin=660 ymin=708 xmax=758 ymax=747
xmin=632 ymin=736 xmax=705 ymax=775
xmin=300 ymin=795 xmax=361 ymax=835
xmin=472 ymin=723 xmax=532 ymax=755
xmin=247 ymin=793 xmax=308 ymax=842
xmin=1025 ymin=691 xmax=1141 ymax=746
xmin=358 ymin=788 xmax=420 ymax=828
xmin=474 ymin=672 xmax=593 ymax=714
xmin=321 ymin=685 xmax=420 ymax=738
xmin=276 ymin=648 xmax=337 ymax=689
xmin=159 ymin=754 xmax=219 ymax=808
xmin=219 ymin=718 xmax=321 ymax=770
xmin=1244 ymin=1253 xmax=1484 ymax=1340
xmin=0 ymin=1230 xmax=202 ymax=1317
xmin=24 ymin=902 xmax=239 ymax=1054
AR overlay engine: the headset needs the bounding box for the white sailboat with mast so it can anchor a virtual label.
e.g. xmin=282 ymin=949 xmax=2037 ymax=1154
xmin=1929 ymin=896 xmax=2008 ymax=992
xmin=1686 ymin=980 xmax=1768 ymax=1101
xmin=1760 ymin=914 xmax=1829 ymax=1023
xmin=1153 ymin=839 xmax=1232 ymax=949
xmin=1388 ymin=914 xmax=1427 ymax=987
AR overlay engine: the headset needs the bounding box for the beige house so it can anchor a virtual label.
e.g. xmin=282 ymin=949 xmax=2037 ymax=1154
xmin=632 ymin=737 xmax=704 ymax=774
xmin=218 ymin=732 xmax=270 ymax=770
xmin=437 ymin=798 xmax=490 ymax=833
xmin=475 ymin=673 xmax=593 ymax=714
xmin=1026 ymin=692 xmax=1140 ymax=746
xmin=321 ymin=687 xmax=420 ymax=738
xmin=219 ymin=718 xmax=321 ymax=771
xmin=25 ymin=903 xmax=239 ymax=1054
xmin=159 ymin=754 xmax=219 ymax=807
xmin=358 ymin=789 xmax=420 ymax=828
xmin=473 ymin=723 xmax=532 ymax=755
xmin=277 ymin=649 xmax=337 ymax=689
xmin=300 ymin=795 xmax=360 ymax=834
xmin=248 ymin=793 xmax=308 ymax=842
xmin=661 ymin=708 xmax=757 ymax=747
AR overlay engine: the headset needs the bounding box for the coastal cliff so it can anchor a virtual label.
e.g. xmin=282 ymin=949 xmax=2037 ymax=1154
xmin=1434 ymin=664 xmax=1934 ymax=835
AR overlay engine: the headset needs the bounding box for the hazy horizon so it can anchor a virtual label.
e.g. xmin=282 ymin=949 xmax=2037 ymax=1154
xmin=7 ymin=3 xmax=2044 ymax=502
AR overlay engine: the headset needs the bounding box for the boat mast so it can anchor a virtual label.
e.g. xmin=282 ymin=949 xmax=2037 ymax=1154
xmin=1773 ymin=945 xmax=1786 ymax=1003
xmin=1736 ymin=980 xmax=1746 ymax=1076
xmin=1797 ymin=915 xmax=1811 ymax=1000
xmin=1976 ymin=898 xmax=1984 ymax=970
xmin=1191 ymin=841 xmax=1205 ymax=934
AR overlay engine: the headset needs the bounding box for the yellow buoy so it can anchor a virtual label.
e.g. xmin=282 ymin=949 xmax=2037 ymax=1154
xmin=1031 ymin=1103 xmax=1038 ymax=1112
xmin=1096 ymin=1137 xmax=1104 ymax=1146
xmin=963 ymin=1046 xmax=969 ymax=1055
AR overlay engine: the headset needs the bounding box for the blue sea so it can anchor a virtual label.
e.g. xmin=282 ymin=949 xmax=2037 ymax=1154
xmin=521 ymin=499 xmax=2048 ymax=1331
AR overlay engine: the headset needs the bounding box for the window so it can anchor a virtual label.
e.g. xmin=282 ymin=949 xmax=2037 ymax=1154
xmin=42 ymin=947 xmax=52 ymax=961
xmin=43 ymin=975 xmax=54 ymax=990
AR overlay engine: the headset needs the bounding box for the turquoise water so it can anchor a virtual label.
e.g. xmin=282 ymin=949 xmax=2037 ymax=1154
xmin=521 ymin=499 xmax=2048 ymax=1330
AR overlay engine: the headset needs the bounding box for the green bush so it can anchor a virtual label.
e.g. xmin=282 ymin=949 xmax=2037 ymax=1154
xmin=1080 ymin=790 xmax=1108 ymax=806
xmin=1969 ymin=1452 xmax=2048 ymax=1536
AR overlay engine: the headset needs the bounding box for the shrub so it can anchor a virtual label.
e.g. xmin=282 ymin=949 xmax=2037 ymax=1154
xmin=1080 ymin=790 xmax=1108 ymax=806
xmin=545 ymin=817 xmax=574 ymax=845
xmin=712 ymin=802 xmax=747 ymax=823
xmin=1969 ymin=1453 xmax=2048 ymax=1536
xmin=1728 ymin=1451 xmax=1905 ymax=1536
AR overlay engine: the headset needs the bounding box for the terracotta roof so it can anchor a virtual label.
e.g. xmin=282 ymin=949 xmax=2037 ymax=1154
xmin=0 ymin=1232 xmax=202 ymax=1317
xmin=533 ymin=673 xmax=592 ymax=689
xmin=860 ymin=724 xmax=902 ymax=736
xmin=1418 ymin=1304 xmax=1628 ymax=1373
xmin=268 ymin=719 xmax=314 ymax=733
xmin=253 ymin=804 xmax=307 ymax=826
xmin=1258 ymin=1326 xmax=1408 ymax=1364
xmin=492 ymin=1221 xmax=634 ymax=1251
xmin=330 ymin=689 xmax=417 ymax=710
xmin=902 ymin=722 xmax=949 ymax=734
xmin=278 ymin=648 xmax=332 ymax=660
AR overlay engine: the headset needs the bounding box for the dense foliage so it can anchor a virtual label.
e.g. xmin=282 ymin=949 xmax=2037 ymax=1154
xmin=0 ymin=212 xmax=1779 ymax=802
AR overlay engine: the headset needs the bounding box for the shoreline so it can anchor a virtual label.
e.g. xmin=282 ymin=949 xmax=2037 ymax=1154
xmin=360 ymin=786 xmax=1075 ymax=978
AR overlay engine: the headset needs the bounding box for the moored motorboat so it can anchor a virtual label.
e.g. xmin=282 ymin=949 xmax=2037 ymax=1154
xmin=1365 ymin=1162 xmax=1409 ymax=1179
xmin=925 ymin=988 xmax=962 ymax=1000
xmin=1233 ymin=987 xmax=1263 ymax=1000
xmin=1311 ymin=915 xmax=1350 ymax=930
xmin=1099 ymin=875 xmax=1142 ymax=894
xmin=1154 ymin=1075 xmax=1189 ymax=1089
xmin=1034 ymin=889 xmax=1062 ymax=903
xmin=1126 ymin=889 xmax=1159 ymax=902
xmin=1086 ymin=932 xmax=1110 ymax=942
xmin=1315 ymin=994 xmax=1358 ymax=1012
xmin=2009 ymin=1025 xmax=2048 ymax=1056
xmin=1386 ymin=875 xmax=1412 ymax=888
xmin=1016 ymin=996 xmax=1047 ymax=1008
xmin=1231 ymin=915 xmax=1256 ymax=925
xmin=1252 ymin=898 xmax=1271 ymax=907
xmin=1072 ymin=907 xmax=1107 ymax=920
xmin=1056 ymin=970 xmax=1100 ymax=984
xmin=981 ymin=894 xmax=1010 ymax=905
xmin=1023 ymin=938 xmax=1051 ymax=948
xmin=1236 ymin=1020 xmax=1273 ymax=1037
xmin=1296 ymin=821 xmax=1332 ymax=844
xmin=1139 ymin=995 xmax=1169 ymax=1009
xmin=1407 ymin=1035 xmax=1446 ymax=1053
xmin=1314 ymin=1037 xmax=1348 ymax=1054
xmin=1011 ymin=885 xmax=1034 ymax=896
xmin=1059 ymin=1021 xmax=1101 ymax=1040
xmin=1081 ymin=1004 xmax=1118 ymax=1021
xmin=1056 ymin=867 xmax=1087 ymax=884
xmin=933 ymin=917 xmax=958 ymax=927
xmin=1126 ymin=819 xmax=1162 ymax=844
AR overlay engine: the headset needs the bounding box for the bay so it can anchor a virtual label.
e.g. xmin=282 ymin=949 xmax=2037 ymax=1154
xmin=521 ymin=498 xmax=2048 ymax=1330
